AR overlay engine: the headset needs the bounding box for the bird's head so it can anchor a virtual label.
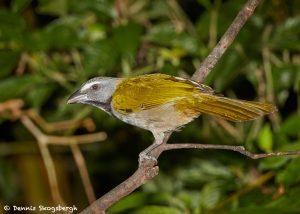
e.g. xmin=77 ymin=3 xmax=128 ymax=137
xmin=67 ymin=77 xmax=120 ymax=113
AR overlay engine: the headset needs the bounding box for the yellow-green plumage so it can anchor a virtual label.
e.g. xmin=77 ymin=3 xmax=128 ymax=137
xmin=176 ymin=94 xmax=276 ymax=122
xmin=112 ymin=74 xmax=276 ymax=123
xmin=112 ymin=74 xmax=204 ymax=114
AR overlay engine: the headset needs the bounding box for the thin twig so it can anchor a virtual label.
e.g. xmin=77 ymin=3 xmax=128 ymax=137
xmin=70 ymin=144 xmax=97 ymax=204
xmin=162 ymin=143 xmax=300 ymax=159
xmin=25 ymin=110 xmax=103 ymax=204
xmin=27 ymin=110 xmax=96 ymax=132
xmin=20 ymin=113 xmax=106 ymax=206
xmin=15 ymin=53 xmax=28 ymax=75
xmin=192 ymin=0 xmax=261 ymax=82
xmin=20 ymin=116 xmax=66 ymax=205
xmin=1 ymin=100 xmax=104 ymax=206
xmin=0 ymin=99 xmax=24 ymax=119
xmin=46 ymin=133 xmax=107 ymax=145
xmin=81 ymin=141 xmax=300 ymax=213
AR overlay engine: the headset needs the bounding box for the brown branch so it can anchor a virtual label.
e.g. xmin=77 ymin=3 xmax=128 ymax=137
xmin=191 ymin=0 xmax=261 ymax=82
xmin=20 ymin=115 xmax=66 ymax=205
xmin=81 ymin=161 xmax=159 ymax=214
xmin=81 ymin=140 xmax=300 ymax=213
xmin=81 ymin=155 xmax=160 ymax=214
xmin=46 ymin=133 xmax=107 ymax=145
xmin=162 ymin=143 xmax=300 ymax=159
xmin=26 ymin=109 xmax=96 ymax=132
xmin=71 ymin=144 xmax=97 ymax=204
xmin=81 ymin=135 xmax=171 ymax=214
xmin=19 ymin=112 xmax=106 ymax=206
xmin=1 ymin=99 xmax=104 ymax=206
xmin=0 ymin=99 xmax=24 ymax=119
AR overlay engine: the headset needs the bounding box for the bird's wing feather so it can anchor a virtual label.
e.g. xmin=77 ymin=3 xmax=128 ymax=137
xmin=112 ymin=74 xmax=212 ymax=114
xmin=176 ymin=94 xmax=277 ymax=122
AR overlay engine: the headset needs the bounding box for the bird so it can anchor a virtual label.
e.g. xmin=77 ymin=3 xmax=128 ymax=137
xmin=67 ymin=73 xmax=277 ymax=162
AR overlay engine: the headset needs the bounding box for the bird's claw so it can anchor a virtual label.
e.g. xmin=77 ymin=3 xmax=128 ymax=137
xmin=138 ymin=152 xmax=157 ymax=166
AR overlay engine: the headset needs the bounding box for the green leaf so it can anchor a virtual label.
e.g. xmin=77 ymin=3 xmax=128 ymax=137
xmin=44 ymin=24 xmax=82 ymax=49
xmin=112 ymin=22 xmax=143 ymax=64
xmin=267 ymin=186 xmax=300 ymax=212
xmin=145 ymin=23 xmax=200 ymax=54
xmin=131 ymin=206 xmax=182 ymax=214
xmin=205 ymin=50 xmax=243 ymax=90
xmin=0 ymin=75 xmax=42 ymax=102
xmin=68 ymin=0 xmax=115 ymax=19
xmin=87 ymin=23 xmax=107 ymax=42
xmin=0 ymin=9 xmax=25 ymax=42
xmin=0 ymin=9 xmax=25 ymax=29
xmin=269 ymin=16 xmax=300 ymax=50
xmin=83 ymin=39 xmax=119 ymax=75
xmin=176 ymin=191 xmax=200 ymax=212
xmin=149 ymin=192 xmax=187 ymax=211
xmin=108 ymin=192 xmax=148 ymax=213
xmin=23 ymin=15 xmax=86 ymax=51
xmin=0 ymin=50 xmax=21 ymax=78
xmin=201 ymin=182 xmax=221 ymax=209
xmin=281 ymin=114 xmax=300 ymax=137
xmin=259 ymin=156 xmax=291 ymax=170
xmin=276 ymin=158 xmax=300 ymax=187
xmin=229 ymin=207 xmax=281 ymax=214
xmin=257 ymin=124 xmax=273 ymax=153
xmin=176 ymin=159 xmax=233 ymax=186
xmin=259 ymin=141 xmax=300 ymax=170
xmin=11 ymin=0 xmax=32 ymax=12
xmin=27 ymin=84 xmax=55 ymax=109
xmin=22 ymin=30 xmax=51 ymax=51
xmin=37 ymin=0 xmax=68 ymax=16
xmin=197 ymin=0 xmax=212 ymax=9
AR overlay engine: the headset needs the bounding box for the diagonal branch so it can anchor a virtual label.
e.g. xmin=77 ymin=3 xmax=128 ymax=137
xmin=81 ymin=141 xmax=300 ymax=213
xmin=71 ymin=144 xmax=97 ymax=204
xmin=191 ymin=0 xmax=261 ymax=82
xmin=81 ymin=161 xmax=159 ymax=214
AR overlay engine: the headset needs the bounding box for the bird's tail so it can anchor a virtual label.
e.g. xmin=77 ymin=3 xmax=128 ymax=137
xmin=182 ymin=94 xmax=277 ymax=122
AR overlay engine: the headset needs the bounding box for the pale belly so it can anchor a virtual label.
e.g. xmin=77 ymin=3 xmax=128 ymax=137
xmin=111 ymin=102 xmax=199 ymax=134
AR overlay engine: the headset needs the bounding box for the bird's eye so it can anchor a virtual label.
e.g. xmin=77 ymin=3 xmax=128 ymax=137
xmin=91 ymin=84 xmax=99 ymax=90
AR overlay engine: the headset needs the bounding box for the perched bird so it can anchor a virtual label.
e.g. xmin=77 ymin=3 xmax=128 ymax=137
xmin=67 ymin=73 xmax=277 ymax=161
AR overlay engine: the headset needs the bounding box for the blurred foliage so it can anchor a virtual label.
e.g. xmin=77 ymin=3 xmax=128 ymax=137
xmin=0 ymin=0 xmax=300 ymax=213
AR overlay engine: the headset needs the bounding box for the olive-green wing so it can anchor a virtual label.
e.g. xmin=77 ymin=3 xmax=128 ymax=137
xmin=112 ymin=74 xmax=212 ymax=114
xmin=176 ymin=94 xmax=277 ymax=122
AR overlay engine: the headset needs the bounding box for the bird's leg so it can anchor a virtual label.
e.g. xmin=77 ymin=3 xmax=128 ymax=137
xmin=138 ymin=132 xmax=172 ymax=165
xmin=138 ymin=143 xmax=160 ymax=164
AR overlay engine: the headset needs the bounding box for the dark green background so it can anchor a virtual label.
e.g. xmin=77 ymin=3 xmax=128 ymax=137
xmin=0 ymin=0 xmax=300 ymax=213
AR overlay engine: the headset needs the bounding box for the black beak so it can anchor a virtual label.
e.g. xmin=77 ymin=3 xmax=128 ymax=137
xmin=67 ymin=89 xmax=87 ymax=104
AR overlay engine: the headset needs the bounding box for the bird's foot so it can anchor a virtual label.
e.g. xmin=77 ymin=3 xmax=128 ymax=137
xmin=138 ymin=151 xmax=157 ymax=166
